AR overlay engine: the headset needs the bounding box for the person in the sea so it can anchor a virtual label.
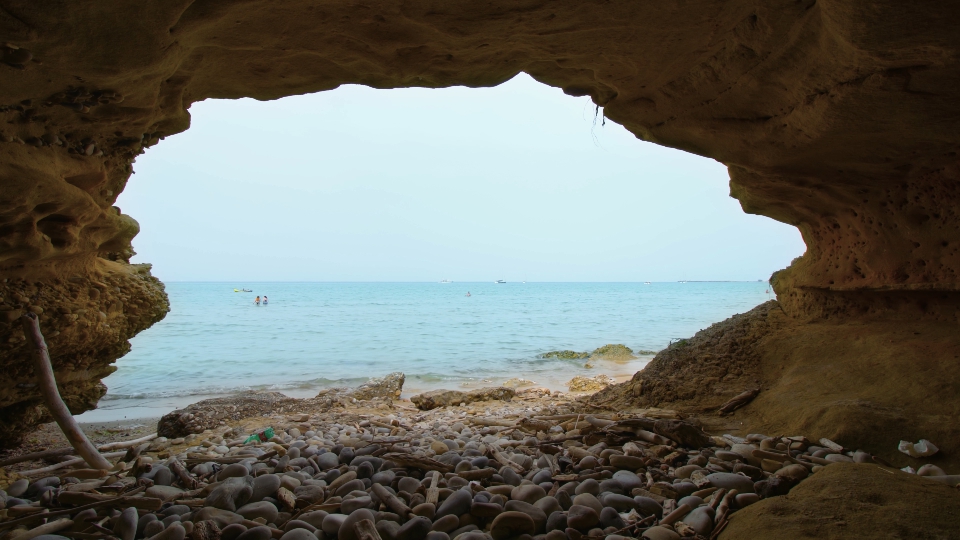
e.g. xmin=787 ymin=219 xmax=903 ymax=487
xmin=466 ymin=291 xmax=471 ymax=297
xmin=263 ymin=295 xmax=268 ymax=305
xmin=255 ymin=295 xmax=260 ymax=305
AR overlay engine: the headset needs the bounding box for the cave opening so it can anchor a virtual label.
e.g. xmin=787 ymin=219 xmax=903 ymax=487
xmin=77 ymin=74 xmax=805 ymax=422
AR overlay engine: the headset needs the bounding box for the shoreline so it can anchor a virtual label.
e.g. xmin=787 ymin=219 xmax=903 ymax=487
xmin=78 ymin=355 xmax=653 ymax=423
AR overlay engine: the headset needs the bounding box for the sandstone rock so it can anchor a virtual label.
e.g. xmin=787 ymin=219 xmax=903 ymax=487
xmin=411 ymin=387 xmax=515 ymax=410
xmin=349 ymin=372 xmax=405 ymax=401
xmin=565 ymin=375 xmax=614 ymax=393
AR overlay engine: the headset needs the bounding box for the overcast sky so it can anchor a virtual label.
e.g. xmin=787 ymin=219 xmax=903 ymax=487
xmin=120 ymin=74 xmax=805 ymax=282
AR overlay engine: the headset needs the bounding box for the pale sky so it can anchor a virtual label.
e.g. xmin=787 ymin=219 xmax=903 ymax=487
xmin=121 ymin=74 xmax=805 ymax=282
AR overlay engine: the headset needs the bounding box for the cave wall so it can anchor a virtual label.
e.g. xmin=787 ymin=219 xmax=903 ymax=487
xmin=1 ymin=0 xmax=959 ymax=440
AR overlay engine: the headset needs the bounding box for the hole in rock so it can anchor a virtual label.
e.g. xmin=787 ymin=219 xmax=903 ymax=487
xmin=80 ymin=74 xmax=806 ymax=421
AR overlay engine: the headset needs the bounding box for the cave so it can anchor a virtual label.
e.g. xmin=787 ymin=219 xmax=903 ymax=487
xmin=2 ymin=0 xmax=960 ymax=525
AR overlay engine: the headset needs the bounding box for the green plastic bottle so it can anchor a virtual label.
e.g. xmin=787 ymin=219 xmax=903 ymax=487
xmin=244 ymin=427 xmax=275 ymax=444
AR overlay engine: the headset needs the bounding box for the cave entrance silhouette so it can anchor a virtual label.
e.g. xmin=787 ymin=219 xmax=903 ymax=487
xmin=1 ymin=2 xmax=960 ymax=479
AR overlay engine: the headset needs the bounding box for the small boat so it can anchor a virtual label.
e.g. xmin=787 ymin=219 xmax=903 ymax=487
xmin=644 ymin=281 xmax=651 ymax=285
xmin=495 ymin=280 xmax=506 ymax=284
xmin=440 ymin=279 xmax=452 ymax=284
xmin=234 ymin=288 xmax=252 ymax=292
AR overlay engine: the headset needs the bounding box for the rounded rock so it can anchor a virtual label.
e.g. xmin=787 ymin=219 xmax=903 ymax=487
xmin=571 ymin=493 xmax=603 ymax=515
xmin=251 ymin=474 xmax=281 ymax=502
xmin=236 ymin=527 xmax=273 ymax=540
xmin=396 ymin=516 xmax=432 ymax=540
xmin=218 ymin=463 xmax=250 ymax=481
xmin=511 ymin=485 xmax=546 ymax=505
xmin=640 ymin=526 xmax=680 ymax=540
xmin=221 ymin=524 xmax=248 ymax=540
xmin=704 ymin=473 xmax=755 ymax=493
xmin=566 ymin=505 xmax=600 ymax=532
xmin=490 ymin=511 xmax=535 ymax=540
xmin=436 ymin=489 xmax=472 ymax=519
xmin=279 ymin=530 xmax=317 ymax=540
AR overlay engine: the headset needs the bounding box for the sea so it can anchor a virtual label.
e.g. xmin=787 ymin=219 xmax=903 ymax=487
xmin=77 ymin=281 xmax=774 ymax=422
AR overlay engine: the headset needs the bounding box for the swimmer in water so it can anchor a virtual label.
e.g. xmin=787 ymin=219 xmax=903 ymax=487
xmin=255 ymin=295 xmax=260 ymax=305
xmin=466 ymin=291 xmax=471 ymax=297
xmin=263 ymin=295 xmax=268 ymax=305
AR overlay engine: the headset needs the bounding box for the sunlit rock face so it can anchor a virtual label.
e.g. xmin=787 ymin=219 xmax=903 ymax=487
xmin=1 ymin=1 xmax=959 ymax=442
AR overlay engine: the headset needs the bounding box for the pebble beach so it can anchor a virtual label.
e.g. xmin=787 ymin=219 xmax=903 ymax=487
xmin=5 ymin=379 xmax=958 ymax=540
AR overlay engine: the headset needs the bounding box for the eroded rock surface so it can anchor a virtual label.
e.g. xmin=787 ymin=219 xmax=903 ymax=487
xmin=1 ymin=1 xmax=960 ymax=443
xmin=411 ymin=387 xmax=516 ymax=410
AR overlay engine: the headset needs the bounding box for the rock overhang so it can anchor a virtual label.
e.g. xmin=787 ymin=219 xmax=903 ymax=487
xmin=1 ymin=0 xmax=959 ymax=440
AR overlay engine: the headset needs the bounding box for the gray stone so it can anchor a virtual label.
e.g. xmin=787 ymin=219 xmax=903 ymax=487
xmin=192 ymin=508 xmax=244 ymax=528
xmin=633 ymin=497 xmax=662 ymax=519
xmin=430 ymin=515 xmax=460 ymax=533
xmin=503 ymin=501 xmax=547 ymax=532
xmin=599 ymin=507 xmax=624 ymax=530
xmin=237 ymin=527 xmax=274 ymax=540
xmin=278 ymin=530 xmax=317 ymax=540
xmin=321 ymin=514 xmax=347 ymax=537
xmin=533 ymin=496 xmax=560 ymax=517
xmin=218 ymin=463 xmax=250 ymax=481
xmin=237 ymin=501 xmax=279 ymax=523
xmin=546 ymin=511 xmax=567 ymax=532
xmin=207 ymin=477 xmax=254 ymax=511
xmin=396 ymin=516 xmax=432 ymax=540
xmin=704 ymin=473 xmax=755 ymax=493
xmin=436 ymin=489 xmax=472 ymax=519
xmin=565 ymin=505 xmax=599 ymax=532
xmin=641 ymin=526 xmax=680 ymax=540
xmin=251 ymin=474 xmax=281 ymax=502
xmin=490 ymin=511 xmax=535 ymax=540
xmin=295 ymin=484 xmax=326 ymax=504
xmin=612 ymin=471 xmax=643 ymax=492
xmin=221 ymin=524 xmax=248 ymax=540
xmin=6 ymin=479 xmax=28 ymax=498
xmin=511 ymin=485 xmax=546 ymax=505
xmin=571 ymin=493 xmax=602 ymax=515
xmin=316 ymin=452 xmax=339 ymax=470
xmin=600 ymin=494 xmax=636 ymax=513
xmin=679 ymin=507 xmax=715 ymax=536
xmin=340 ymin=509 xmax=377 ymax=540
xmin=113 ymin=507 xmax=138 ymax=540
xmin=146 ymin=523 xmax=186 ymax=540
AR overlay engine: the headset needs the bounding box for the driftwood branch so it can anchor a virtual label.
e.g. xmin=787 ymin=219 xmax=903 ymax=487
xmin=425 ymin=470 xmax=440 ymax=505
xmin=381 ymin=453 xmax=452 ymax=473
xmin=353 ymin=519 xmax=382 ymax=540
xmin=20 ymin=313 xmax=111 ymax=470
xmin=0 ymin=433 xmax=156 ymax=468
xmin=370 ymin=483 xmax=412 ymax=520
xmin=17 ymin=452 xmax=127 ymax=477
xmin=718 ymin=388 xmax=760 ymax=415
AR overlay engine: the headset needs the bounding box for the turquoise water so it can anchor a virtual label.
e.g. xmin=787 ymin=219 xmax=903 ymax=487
xmin=79 ymin=281 xmax=773 ymax=421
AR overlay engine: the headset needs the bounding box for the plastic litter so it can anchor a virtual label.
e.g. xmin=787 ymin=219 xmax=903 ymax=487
xmin=898 ymin=439 xmax=939 ymax=458
xmin=244 ymin=427 xmax=275 ymax=444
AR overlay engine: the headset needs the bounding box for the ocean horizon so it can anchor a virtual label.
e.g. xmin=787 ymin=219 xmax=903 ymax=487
xmin=78 ymin=280 xmax=774 ymax=422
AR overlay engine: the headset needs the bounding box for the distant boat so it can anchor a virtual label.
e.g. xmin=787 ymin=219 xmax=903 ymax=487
xmin=495 ymin=280 xmax=506 ymax=284
xmin=440 ymin=279 xmax=452 ymax=284
xmin=644 ymin=282 xmax=651 ymax=285
xmin=233 ymin=288 xmax=252 ymax=292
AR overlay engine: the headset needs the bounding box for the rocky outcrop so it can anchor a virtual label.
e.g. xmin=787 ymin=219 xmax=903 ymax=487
xmin=2 ymin=2 xmax=960 ymax=443
xmin=589 ymin=300 xmax=960 ymax=469
xmin=158 ymin=373 xmax=405 ymax=437
xmin=566 ymin=374 xmax=614 ymax=392
xmin=411 ymin=387 xmax=516 ymax=410
xmin=349 ymin=371 xmax=405 ymax=401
